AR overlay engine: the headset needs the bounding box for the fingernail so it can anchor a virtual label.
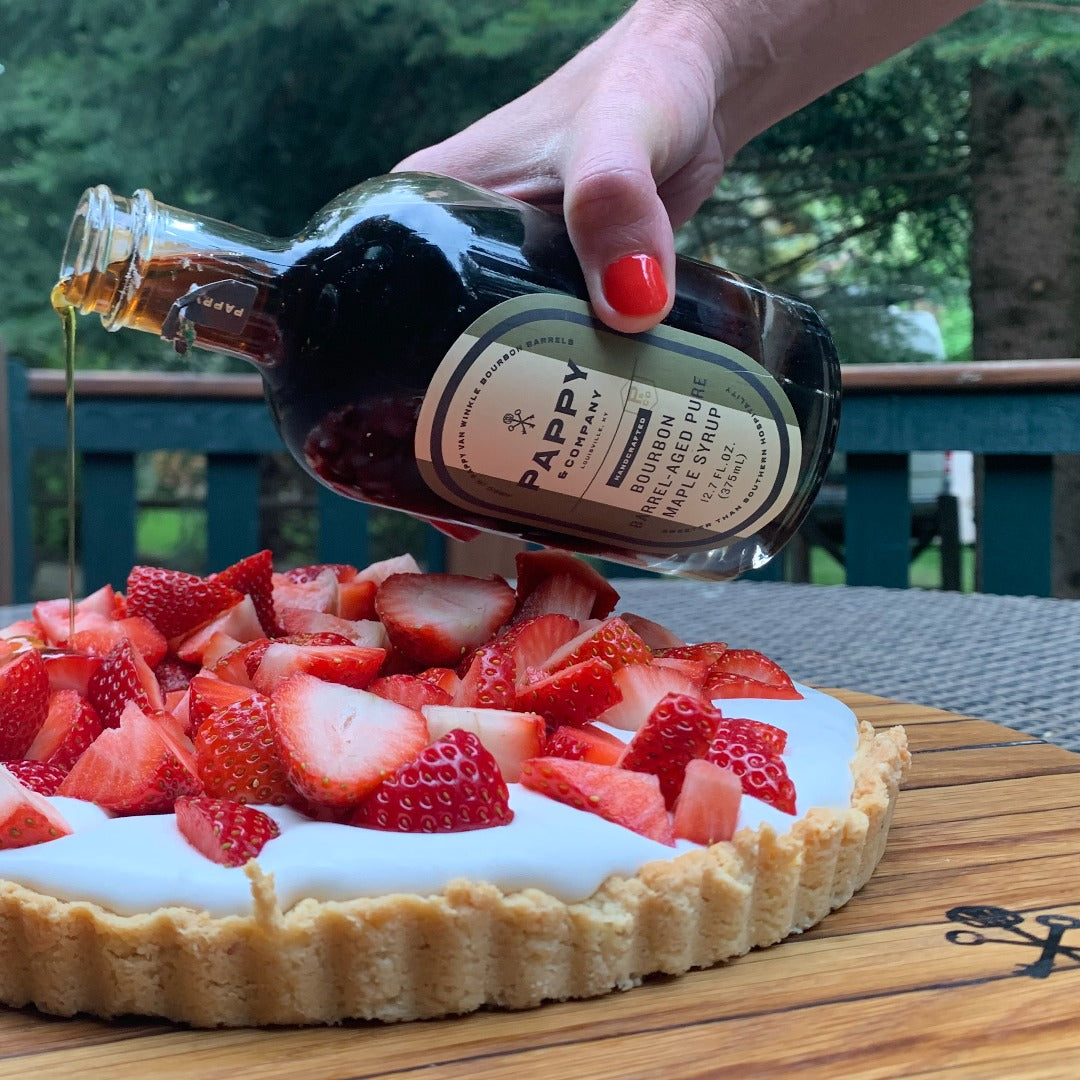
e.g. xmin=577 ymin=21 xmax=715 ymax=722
xmin=601 ymin=254 xmax=668 ymax=318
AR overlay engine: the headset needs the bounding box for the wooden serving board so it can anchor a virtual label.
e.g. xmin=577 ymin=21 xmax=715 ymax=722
xmin=0 ymin=691 xmax=1078 ymax=1080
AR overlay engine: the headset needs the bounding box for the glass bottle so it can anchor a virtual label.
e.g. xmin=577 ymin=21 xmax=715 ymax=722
xmin=55 ymin=172 xmax=840 ymax=578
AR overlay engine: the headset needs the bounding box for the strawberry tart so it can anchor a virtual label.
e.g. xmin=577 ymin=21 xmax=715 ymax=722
xmin=0 ymin=550 xmax=908 ymax=1026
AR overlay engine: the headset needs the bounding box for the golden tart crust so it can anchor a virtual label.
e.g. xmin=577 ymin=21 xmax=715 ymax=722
xmin=0 ymin=720 xmax=907 ymax=1026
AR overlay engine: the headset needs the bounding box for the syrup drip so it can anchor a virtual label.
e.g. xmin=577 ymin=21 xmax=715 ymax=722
xmin=50 ymin=284 xmax=77 ymax=642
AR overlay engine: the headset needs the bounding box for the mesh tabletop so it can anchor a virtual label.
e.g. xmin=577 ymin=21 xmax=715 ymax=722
xmin=4 ymin=583 xmax=1078 ymax=752
xmin=613 ymin=579 xmax=1080 ymax=753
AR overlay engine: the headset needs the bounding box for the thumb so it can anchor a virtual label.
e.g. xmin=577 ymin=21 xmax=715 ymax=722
xmin=562 ymin=146 xmax=676 ymax=334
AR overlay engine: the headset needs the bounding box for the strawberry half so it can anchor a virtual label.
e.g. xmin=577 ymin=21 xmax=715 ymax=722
xmin=0 ymin=765 xmax=72 ymax=849
xmin=375 ymin=572 xmax=516 ymax=668
xmin=366 ymin=673 xmax=453 ymax=710
xmin=58 ymin=701 xmax=202 ymax=815
xmin=126 ymin=565 xmax=243 ymax=638
xmin=25 ymin=688 xmax=104 ymax=771
xmin=546 ymin=723 xmax=625 ymax=766
xmin=193 ymin=692 xmax=296 ymax=806
xmin=351 ymin=728 xmax=513 ymax=833
xmin=617 ymin=692 xmax=723 ymax=808
xmin=174 ymin=795 xmax=280 ymax=867
xmin=270 ymin=674 xmax=429 ymax=808
xmin=519 ymin=757 xmax=674 ymax=845
xmin=595 ymin=663 xmax=702 ymax=731
xmin=0 ymin=649 xmax=50 ymax=758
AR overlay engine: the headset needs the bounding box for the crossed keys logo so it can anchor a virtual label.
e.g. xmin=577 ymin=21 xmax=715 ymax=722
xmin=503 ymin=410 xmax=535 ymax=434
xmin=945 ymin=905 xmax=1080 ymax=979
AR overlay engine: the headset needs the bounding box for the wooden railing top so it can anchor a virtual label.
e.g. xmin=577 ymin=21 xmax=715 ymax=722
xmin=840 ymin=358 xmax=1080 ymax=391
xmin=21 ymin=357 xmax=1080 ymax=399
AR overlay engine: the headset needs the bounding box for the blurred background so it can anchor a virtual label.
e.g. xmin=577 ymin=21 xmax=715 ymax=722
xmin=1 ymin=0 xmax=1078 ymax=593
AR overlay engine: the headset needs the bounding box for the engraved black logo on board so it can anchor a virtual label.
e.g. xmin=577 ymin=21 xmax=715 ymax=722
xmin=944 ymin=905 xmax=1080 ymax=978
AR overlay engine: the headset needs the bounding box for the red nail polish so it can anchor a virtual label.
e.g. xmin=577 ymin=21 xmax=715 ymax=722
xmin=601 ymin=254 xmax=668 ymax=318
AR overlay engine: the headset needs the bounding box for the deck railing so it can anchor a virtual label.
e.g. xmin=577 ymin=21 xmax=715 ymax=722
xmin=3 ymin=354 xmax=1080 ymax=603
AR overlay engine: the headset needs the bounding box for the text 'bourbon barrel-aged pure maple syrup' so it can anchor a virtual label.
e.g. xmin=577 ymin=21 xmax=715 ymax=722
xmin=53 ymin=173 xmax=841 ymax=578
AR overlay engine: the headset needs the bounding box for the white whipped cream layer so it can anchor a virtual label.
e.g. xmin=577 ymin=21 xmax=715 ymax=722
xmin=0 ymin=685 xmax=857 ymax=918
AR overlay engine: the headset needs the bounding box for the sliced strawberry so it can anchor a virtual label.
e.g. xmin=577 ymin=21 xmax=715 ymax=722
xmin=187 ymin=674 xmax=259 ymax=735
xmin=270 ymin=674 xmax=429 ymax=808
xmin=656 ymin=642 xmax=729 ymax=664
xmin=706 ymin=673 xmax=804 ymax=700
xmin=281 ymin=563 xmax=358 ymax=584
xmin=546 ymin=723 xmax=625 ymax=766
xmin=416 ymin=666 xmax=460 ymax=697
xmin=25 ymin=689 xmax=104 ymax=771
xmin=351 ymin=728 xmax=513 ymax=833
xmin=714 ymin=717 xmax=788 ymax=755
xmin=706 ymin=731 xmax=797 ymax=815
xmin=520 ymin=757 xmax=674 ymax=844
xmin=542 ymin=616 xmax=652 ymax=673
xmin=595 ymin=663 xmax=702 ymax=731
xmin=86 ymin=637 xmax=164 ymax=727
xmin=58 ymin=700 xmax=202 ymax=814
xmin=497 ymin=613 xmax=580 ymax=680
xmin=457 ymin=643 xmax=516 ymax=709
xmin=32 ymin=584 xmax=117 ymax=646
xmin=514 ymin=550 xmax=619 ymax=620
xmin=514 ymin=657 xmax=621 ymax=727
xmin=0 ymin=649 xmax=50 ymax=758
xmin=174 ymin=795 xmax=280 ymax=867
xmin=354 ymin=552 xmax=421 ymax=587
xmin=421 ymin=705 xmax=545 ymax=782
xmin=211 ymin=549 xmax=280 ymax=635
xmin=375 ymin=572 xmax=516 ymax=668
xmin=0 ymin=619 xmax=44 ymax=645
xmin=672 ymin=759 xmax=743 ymax=846
xmin=125 ymin=565 xmax=242 ymax=638
xmin=250 ymin=642 xmax=385 ymax=694
xmin=0 ymin=766 xmax=71 ymax=848
xmin=367 ymin=673 xmax=453 ymax=710
xmin=171 ymin=595 xmax=265 ymax=666
xmin=511 ymin=572 xmax=600 ymax=625
xmin=617 ymin=693 xmax=723 ymax=808
xmin=193 ymin=693 xmax=295 ymax=806
xmin=272 ymin=568 xmax=340 ymax=617
xmin=42 ymin=651 xmax=102 ymax=697
xmin=1 ymin=759 xmax=69 ymax=796
xmin=68 ymin=615 xmax=168 ymax=667
xmin=649 ymin=655 xmax=711 ymax=687
xmin=275 ymin=607 xmax=389 ymax=648
xmin=337 ymin=578 xmax=378 ymax=621
xmin=706 ymin=649 xmax=802 ymax=699
xmin=618 ymin=612 xmax=686 ymax=651
xmin=154 ymin=656 xmax=200 ymax=695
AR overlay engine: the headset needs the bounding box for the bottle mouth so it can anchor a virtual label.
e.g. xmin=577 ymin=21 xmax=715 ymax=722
xmin=56 ymin=185 xmax=155 ymax=328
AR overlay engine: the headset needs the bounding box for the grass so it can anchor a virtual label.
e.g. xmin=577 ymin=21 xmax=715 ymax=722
xmin=136 ymin=507 xmax=206 ymax=571
xmin=808 ymin=543 xmax=976 ymax=591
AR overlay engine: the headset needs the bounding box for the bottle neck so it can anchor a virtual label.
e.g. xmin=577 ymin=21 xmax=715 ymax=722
xmin=54 ymin=186 xmax=288 ymax=363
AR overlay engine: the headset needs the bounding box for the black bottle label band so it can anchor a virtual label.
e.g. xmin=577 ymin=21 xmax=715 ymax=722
xmin=415 ymin=294 xmax=802 ymax=556
xmin=161 ymin=280 xmax=258 ymax=346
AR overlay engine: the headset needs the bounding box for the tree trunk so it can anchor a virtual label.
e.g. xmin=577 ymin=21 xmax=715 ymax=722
xmin=967 ymin=64 xmax=1080 ymax=596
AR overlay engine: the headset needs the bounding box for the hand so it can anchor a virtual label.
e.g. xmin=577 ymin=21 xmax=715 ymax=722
xmin=395 ymin=3 xmax=727 ymax=334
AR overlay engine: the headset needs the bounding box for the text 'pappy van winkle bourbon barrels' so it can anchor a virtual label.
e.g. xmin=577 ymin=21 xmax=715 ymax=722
xmin=54 ymin=172 xmax=841 ymax=578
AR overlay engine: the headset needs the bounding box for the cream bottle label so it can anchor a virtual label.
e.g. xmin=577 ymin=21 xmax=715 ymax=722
xmin=415 ymin=295 xmax=802 ymax=555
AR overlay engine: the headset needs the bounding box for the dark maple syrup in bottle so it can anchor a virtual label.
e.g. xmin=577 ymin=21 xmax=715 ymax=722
xmin=53 ymin=173 xmax=841 ymax=578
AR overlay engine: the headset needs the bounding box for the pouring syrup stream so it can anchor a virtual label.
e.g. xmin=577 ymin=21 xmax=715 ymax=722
xmin=50 ymin=284 xmax=78 ymax=642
